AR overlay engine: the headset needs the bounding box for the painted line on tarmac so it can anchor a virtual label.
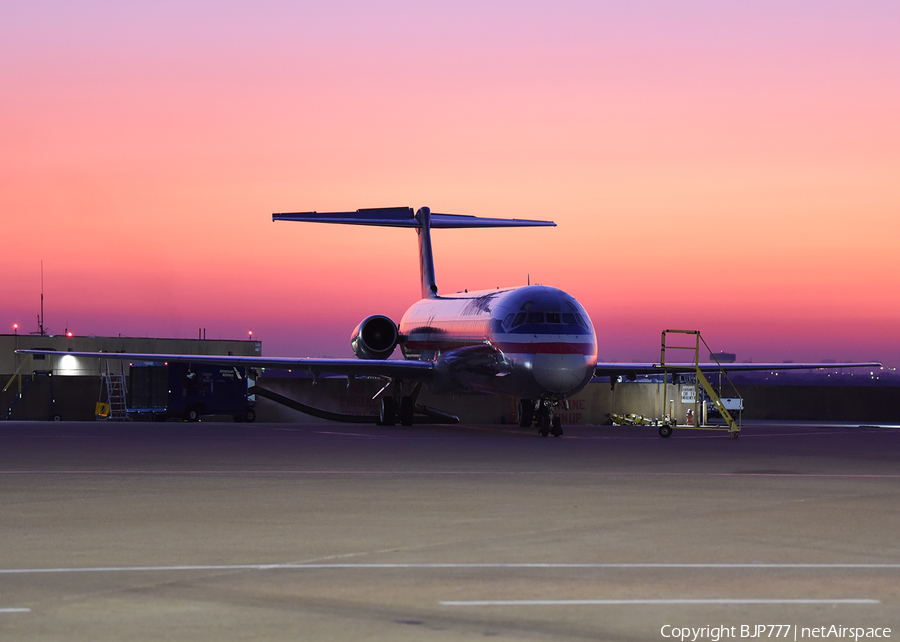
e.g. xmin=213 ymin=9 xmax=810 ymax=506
xmin=439 ymin=598 xmax=881 ymax=606
xmin=311 ymin=430 xmax=384 ymax=438
xmin=0 ymin=608 xmax=31 ymax=613
xmin=2 ymin=563 xmax=900 ymax=575
xmin=1 ymin=470 xmax=899 ymax=478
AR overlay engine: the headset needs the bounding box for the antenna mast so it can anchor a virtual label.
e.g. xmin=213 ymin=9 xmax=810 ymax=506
xmin=39 ymin=260 xmax=45 ymax=336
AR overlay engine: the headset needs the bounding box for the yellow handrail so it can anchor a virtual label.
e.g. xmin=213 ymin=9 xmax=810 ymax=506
xmin=3 ymin=354 xmax=34 ymax=395
xmin=660 ymin=330 xmax=741 ymax=436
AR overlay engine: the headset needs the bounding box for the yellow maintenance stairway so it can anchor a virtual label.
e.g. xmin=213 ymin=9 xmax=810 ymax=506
xmin=610 ymin=330 xmax=742 ymax=439
xmin=661 ymin=330 xmax=741 ymax=438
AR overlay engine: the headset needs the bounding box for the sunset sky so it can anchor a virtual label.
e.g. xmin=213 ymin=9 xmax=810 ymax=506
xmin=2 ymin=1 xmax=898 ymax=365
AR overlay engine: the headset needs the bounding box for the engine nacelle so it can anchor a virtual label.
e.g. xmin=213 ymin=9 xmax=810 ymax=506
xmin=350 ymin=315 xmax=399 ymax=360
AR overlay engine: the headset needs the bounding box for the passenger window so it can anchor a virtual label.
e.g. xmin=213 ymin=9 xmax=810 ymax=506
xmin=562 ymin=313 xmax=576 ymax=325
xmin=512 ymin=312 xmax=526 ymax=327
xmin=546 ymin=312 xmax=560 ymax=324
xmin=527 ymin=312 xmax=544 ymax=324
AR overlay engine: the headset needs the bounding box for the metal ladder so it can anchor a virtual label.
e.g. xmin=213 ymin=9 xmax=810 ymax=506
xmin=3 ymin=354 xmax=34 ymax=420
xmin=103 ymin=360 xmax=129 ymax=420
xmin=661 ymin=330 xmax=741 ymax=438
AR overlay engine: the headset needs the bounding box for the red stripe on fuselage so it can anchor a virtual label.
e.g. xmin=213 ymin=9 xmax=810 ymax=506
xmin=403 ymin=339 xmax=489 ymax=351
xmin=403 ymin=339 xmax=596 ymax=356
xmin=492 ymin=341 xmax=596 ymax=356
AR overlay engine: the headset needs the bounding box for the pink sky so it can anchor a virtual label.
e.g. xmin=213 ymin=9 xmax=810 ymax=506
xmin=2 ymin=1 xmax=898 ymax=364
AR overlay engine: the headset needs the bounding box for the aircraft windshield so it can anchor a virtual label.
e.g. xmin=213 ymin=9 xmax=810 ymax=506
xmin=505 ymin=308 xmax=588 ymax=330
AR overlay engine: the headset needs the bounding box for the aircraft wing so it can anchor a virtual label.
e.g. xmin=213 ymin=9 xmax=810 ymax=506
xmin=595 ymin=361 xmax=882 ymax=378
xmin=16 ymin=350 xmax=434 ymax=381
xmin=273 ymin=207 xmax=555 ymax=228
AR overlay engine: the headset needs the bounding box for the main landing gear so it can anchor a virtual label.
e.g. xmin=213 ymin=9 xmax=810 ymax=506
xmin=374 ymin=382 xmax=460 ymax=426
xmin=378 ymin=394 xmax=416 ymax=426
xmin=378 ymin=382 xmax=421 ymax=426
xmin=519 ymin=398 xmax=563 ymax=438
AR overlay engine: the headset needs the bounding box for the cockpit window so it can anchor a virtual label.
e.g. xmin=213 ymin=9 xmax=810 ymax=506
xmin=561 ymin=312 xmax=576 ymax=325
xmin=512 ymin=312 xmax=526 ymax=327
xmin=521 ymin=301 xmax=534 ymax=310
xmin=575 ymin=313 xmax=587 ymax=326
xmin=546 ymin=312 xmax=560 ymax=324
xmin=504 ymin=313 xmax=515 ymax=328
xmin=527 ymin=312 xmax=544 ymax=324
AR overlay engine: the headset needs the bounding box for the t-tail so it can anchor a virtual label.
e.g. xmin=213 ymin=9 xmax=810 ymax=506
xmin=273 ymin=206 xmax=555 ymax=300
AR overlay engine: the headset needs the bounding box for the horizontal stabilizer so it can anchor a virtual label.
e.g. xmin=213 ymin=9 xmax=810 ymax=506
xmin=430 ymin=213 xmax=556 ymax=228
xmin=274 ymin=207 xmax=418 ymax=227
xmin=273 ymin=207 xmax=555 ymax=228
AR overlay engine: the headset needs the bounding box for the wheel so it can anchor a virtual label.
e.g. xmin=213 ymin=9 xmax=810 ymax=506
xmin=538 ymin=410 xmax=550 ymax=437
xmin=379 ymin=397 xmax=396 ymax=426
xmin=658 ymin=425 xmax=673 ymax=438
xmin=730 ymin=430 xmax=740 ymax=439
xmin=185 ymin=408 xmax=199 ymax=422
xmin=518 ymin=399 xmax=534 ymax=428
xmin=245 ymin=408 xmax=256 ymax=423
xmin=51 ymin=413 xmax=62 ymax=421
xmin=551 ymin=416 xmax=563 ymax=437
xmin=399 ymin=396 xmax=414 ymax=426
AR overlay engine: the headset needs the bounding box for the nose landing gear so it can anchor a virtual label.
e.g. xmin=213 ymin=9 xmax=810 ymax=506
xmin=520 ymin=398 xmax=563 ymax=437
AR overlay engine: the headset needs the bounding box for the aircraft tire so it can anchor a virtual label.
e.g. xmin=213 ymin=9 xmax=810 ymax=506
xmin=379 ymin=397 xmax=396 ymax=426
xmin=538 ymin=410 xmax=551 ymax=437
xmin=400 ymin=396 xmax=414 ymax=426
xmin=551 ymin=416 xmax=563 ymax=437
xmin=658 ymin=425 xmax=673 ymax=438
xmin=518 ymin=399 xmax=534 ymax=427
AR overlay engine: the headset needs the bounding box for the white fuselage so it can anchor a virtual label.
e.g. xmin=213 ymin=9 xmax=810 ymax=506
xmin=398 ymin=285 xmax=598 ymax=400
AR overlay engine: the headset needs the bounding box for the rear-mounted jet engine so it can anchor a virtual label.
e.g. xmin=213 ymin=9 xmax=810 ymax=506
xmin=350 ymin=314 xmax=400 ymax=360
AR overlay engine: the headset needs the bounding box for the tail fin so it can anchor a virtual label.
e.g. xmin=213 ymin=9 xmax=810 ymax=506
xmin=416 ymin=207 xmax=438 ymax=299
xmin=273 ymin=207 xmax=555 ymax=299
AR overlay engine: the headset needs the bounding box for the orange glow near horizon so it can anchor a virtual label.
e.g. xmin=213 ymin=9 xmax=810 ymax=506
xmin=1 ymin=2 xmax=898 ymax=365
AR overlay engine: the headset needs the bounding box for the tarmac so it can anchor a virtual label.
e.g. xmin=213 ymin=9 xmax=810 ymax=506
xmin=1 ymin=420 xmax=898 ymax=641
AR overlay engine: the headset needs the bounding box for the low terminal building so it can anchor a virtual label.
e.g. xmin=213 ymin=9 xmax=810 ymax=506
xmin=1 ymin=334 xmax=260 ymax=421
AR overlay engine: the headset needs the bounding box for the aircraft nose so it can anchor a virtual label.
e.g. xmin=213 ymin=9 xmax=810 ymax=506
xmin=532 ymin=353 xmax=591 ymax=393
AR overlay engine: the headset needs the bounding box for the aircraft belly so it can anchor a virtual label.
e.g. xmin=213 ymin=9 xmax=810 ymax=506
xmin=491 ymin=332 xmax=597 ymax=398
xmin=428 ymin=359 xmax=541 ymax=397
xmin=531 ymin=352 xmax=593 ymax=393
xmin=499 ymin=351 xmax=593 ymax=398
xmin=427 ymin=348 xmax=593 ymax=399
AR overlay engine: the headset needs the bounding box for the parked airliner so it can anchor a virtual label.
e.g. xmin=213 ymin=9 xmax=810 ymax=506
xmin=19 ymin=206 xmax=880 ymax=435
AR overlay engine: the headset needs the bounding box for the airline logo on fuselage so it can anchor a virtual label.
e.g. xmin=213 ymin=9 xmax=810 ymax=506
xmin=460 ymin=292 xmax=500 ymax=316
